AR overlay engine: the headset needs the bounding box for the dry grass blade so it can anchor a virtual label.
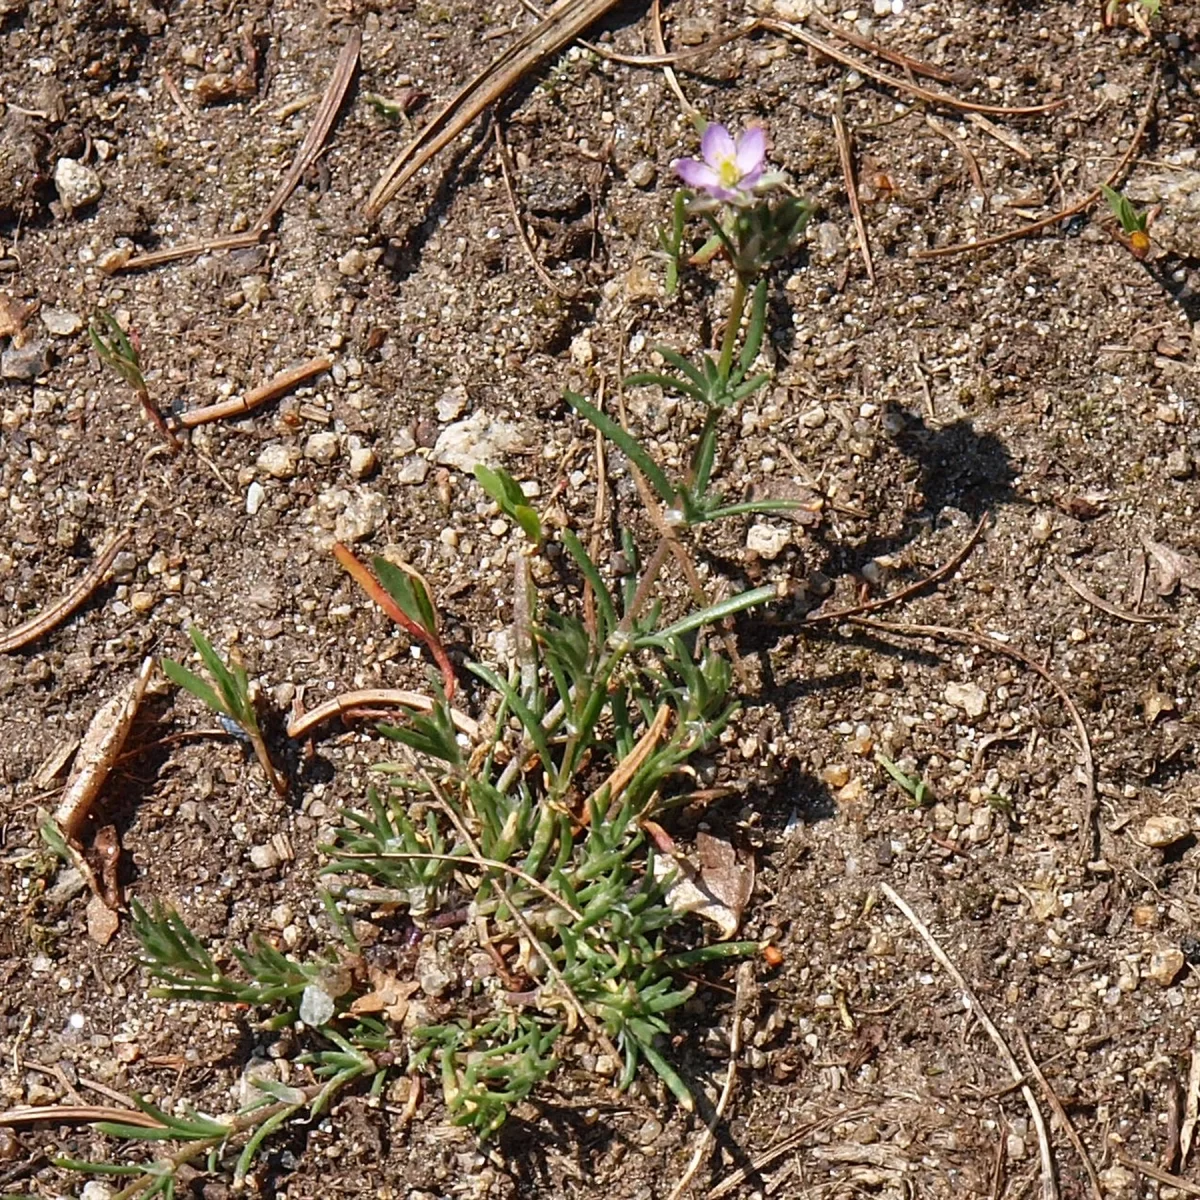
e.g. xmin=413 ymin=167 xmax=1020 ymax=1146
xmin=849 ymin=616 xmax=1097 ymax=861
xmin=1054 ymin=563 xmax=1159 ymax=624
xmin=762 ymin=20 xmax=1066 ymax=116
xmin=286 ymin=688 xmax=479 ymax=741
xmin=0 ymin=1105 xmax=167 ymax=1130
xmin=917 ymin=67 xmax=1158 ymax=259
xmin=807 ymin=10 xmax=964 ymax=84
xmin=493 ymin=122 xmax=571 ymax=296
xmin=832 ymin=111 xmax=875 ymax=285
xmin=881 ymin=883 xmax=1059 ymax=1200
xmin=364 ymin=0 xmax=623 ymax=219
xmin=0 ymin=527 xmax=132 ymax=654
xmin=122 ymin=31 xmax=361 ymax=271
xmin=179 ymin=356 xmax=332 ymax=427
xmin=54 ymin=656 xmax=155 ymax=840
xmin=926 ymin=113 xmax=987 ymax=205
xmin=1016 ymin=1030 xmax=1103 ymax=1200
xmin=1115 ymin=1153 xmax=1200 ymax=1197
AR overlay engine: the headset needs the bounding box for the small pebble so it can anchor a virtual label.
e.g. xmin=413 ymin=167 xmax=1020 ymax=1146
xmin=814 ymin=221 xmax=845 ymax=262
xmin=745 ymin=523 xmax=789 ymax=559
xmin=40 ymin=307 xmax=83 ymax=336
xmin=249 ymin=842 xmax=282 ymax=870
xmin=256 ymin=443 xmax=301 ymax=479
xmin=337 ymin=247 xmax=367 ymax=276
xmin=799 ymin=405 xmax=827 ymax=428
xmin=334 ymin=488 xmax=387 ymax=542
xmin=245 ymin=481 xmax=266 ymax=515
xmin=436 ymin=386 xmax=468 ymax=422
xmin=304 ymin=431 xmax=340 ymax=463
xmin=299 ymin=983 xmax=336 ymax=1026
xmin=348 ymin=440 xmax=377 ymax=479
xmin=130 ymin=590 xmax=155 ymax=614
xmin=944 ymin=680 xmax=988 ymax=718
xmin=1166 ymin=448 xmax=1193 ymax=479
xmin=54 ymin=158 xmax=103 ymax=211
xmin=396 ymin=456 xmax=429 ymax=485
xmin=1139 ymin=814 xmax=1191 ymax=848
xmin=1 ymin=340 xmax=52 ymax=381
xmin=627 ymin=160 xmax=657 ymax=188
xmin=1147 ymin=943 xmax=1185 ymax=987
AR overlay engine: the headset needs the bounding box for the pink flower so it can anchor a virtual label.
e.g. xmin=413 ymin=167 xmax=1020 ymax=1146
xmin=673 ymin=123 xmax=767 ymax=202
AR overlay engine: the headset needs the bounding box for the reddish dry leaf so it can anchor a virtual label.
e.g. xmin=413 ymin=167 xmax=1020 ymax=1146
xmin=654 ymin=833 xmax=755 ymax=940
xmin=93 ymin=824 xmax=123 ymax=911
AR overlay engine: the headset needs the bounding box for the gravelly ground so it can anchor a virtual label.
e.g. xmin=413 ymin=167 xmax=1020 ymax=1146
xmin=2 ymin=0 xmax=1200 ymax=1195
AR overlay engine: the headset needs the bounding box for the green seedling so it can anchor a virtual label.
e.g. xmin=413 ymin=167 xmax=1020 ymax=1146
xmin=1100 ymin=184 xmax=1151 ymax=259
xmin=654 ymin=189 xmax=688 ymax=296
xmin=875 ymin=751 xmax=934 ymax=808
xmin=89 ymin=310 xmax=181 ymax=453
xmin=334 ymin=542 xmax=457 ymax=699
xmin=474 ymin=464 xmax=542 ymax=545
xmin=162 ymin=627 xmax=286 ymax=796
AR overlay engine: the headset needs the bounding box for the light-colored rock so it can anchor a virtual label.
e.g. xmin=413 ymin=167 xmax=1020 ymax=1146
xmin=1147 ymin=943 xmax=1185 ymax=987
xmin=304 ymin=431 xmax=340 ymax=463
xmin=348 ymin=441 xmax=377 ymax=479
xmin=54 ymin=158 xmax=103 ymax=211
xmin=435 ymin=386 xmax=468 ymax=422
xmin=334 ymin=488 xmax=387 ymax=543
xmin=249 ymin=842 xmax=281 ymax=870
xmin=256 ymin=443 xmax=301 ymax=479
xmin=944 ymin=680 xmax=988 ymax=718
xmin=814 ymin=221 xmax=845 ymax=262
xmin=396 ymin=456 xmax=429 ymax=485
xmin=1139 ymin=814 xmax=1191 ymax=848
xmin=433 ymin=411 xmax=525 ymax=472
xmin=745 ymin=523 xmax=789 ymax=559
xmin=337 ymin=247 xmax=367 ymax=276
xmin=245 ymin=481 xmax=265 ymax=515
xmin=628 ymin=160 xmax=656 ymax=188
xmin=299 ymin=983 xmax=336 ymax=1026
xmin=1 ymin=339 xmax=51 ymax=381
xmin=40 ymin=306 xmax=83 ymax=336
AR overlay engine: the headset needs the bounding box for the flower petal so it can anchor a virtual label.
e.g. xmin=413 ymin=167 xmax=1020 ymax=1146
xmin=700 ymin=122 xmax=736 ymax=169
xmin=734 ymin=126 xmax=767 ymax=176
xmin=674 ymin=157 xmax=721 ymax=191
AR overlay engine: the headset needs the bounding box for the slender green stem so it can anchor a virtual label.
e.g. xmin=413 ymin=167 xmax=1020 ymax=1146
xmin=717 ymin=275 xmax=749 ymax=382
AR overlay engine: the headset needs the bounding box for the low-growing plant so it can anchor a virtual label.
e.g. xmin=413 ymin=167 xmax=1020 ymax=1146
xmin=90 ymin=309 xmax=181 ymax=453
xmin=57 ymin=119 xmax=809 ymax=1193
xmin=162 ymin=626 xmax=287 ymax=796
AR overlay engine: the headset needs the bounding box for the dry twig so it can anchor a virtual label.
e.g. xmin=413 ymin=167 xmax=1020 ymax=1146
xmin=1016 ymin=1029 xmax=1103 ymax=1200
xmin=807 ymin=514 xmax=989 ymax=624
xmin=807 ymin=10 xmax=963 ymax=84
xmin=917 ymin=68 xmax=1158 ymax=259
xmin=365 ymin=0 xmax=623 ymax=219
xmin=54 ymin=656 xmax=155 ymax=840
xmin=1183 ymin=1040 xmax=1200 ymax=1166
xmin=0 ymin=1105 xmax=167 ymax=1130
xmin=178 ymin=356 xmax=332 ymax=427
xmin=881 ymin=883 xmax=1059 ymax=1200
xmin=123 ymin=32 xmax=361 ymax=271
xmin=1116 ymin=1152 xmax=1200 ymax=1197
xmin=926 ymin=113 xmax=987 ymax=205
xmin=833 ymin=110 xmax=875 ymax=285
xmin=0 ymin=528 xmax=132 ymax=654
xmin=1054 ymin=563 xmax=1159 ymax=625
xmin=762 ymin=20 xmax=1066 ymax=117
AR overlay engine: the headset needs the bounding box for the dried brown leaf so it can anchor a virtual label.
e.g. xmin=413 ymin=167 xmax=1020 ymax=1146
xmin=86 ymin=893 xmax=120 ymax=946
xmin=348 ymin=967 xmax=419 ymax=1023
xmin=1143 ymin=538 xmax=1200 ymax=595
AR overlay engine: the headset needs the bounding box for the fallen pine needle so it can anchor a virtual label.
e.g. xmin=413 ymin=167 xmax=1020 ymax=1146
xmin=286 ymin=688 xmax=479 ymax=741
xmin=1054 ymin=563 xmax=1159 ymax=625
xmin=179 ymin=356 xmax=332 ymax=427
xmin=881 ymin=883 xmax=1059 ymax=1200
xmin=0 ymin=528 xmax=132 ymax=654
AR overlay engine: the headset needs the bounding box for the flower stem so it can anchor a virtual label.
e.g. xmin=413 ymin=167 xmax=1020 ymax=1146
xmin=717 ymin=274 xmax=748 ymax=381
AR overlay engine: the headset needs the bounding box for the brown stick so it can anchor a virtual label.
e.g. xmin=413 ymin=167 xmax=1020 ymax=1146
xmin=286 ymin=688 xmax=479 ymax=741
xmin=807 ymin=10 xmax=964 ymax=85
xmin=916 ymin=67 xmax=1158 ymax=259
xmin=1116 ymin=1153 xmax=1200 ymax=1198
xmin=122 ymin=32 xmax=361 ymax=271
xmin=365 ymin=0 xmax=623 ymax=218
xmin=1054 ymin=563 xmax=1159 ymax=625
xmin=492 ymin=123 xmax=570 ymax=296
xmin=0 ymin=528 xmax=132 ymax=654
xmin=0 ymin=1104 xmax=167 ymax=1130
xmin=807 ymin=513 xmax=989 ymax=624
xmin=833 ymin=111 xmax=875 ymax=285
xmin=882 ymin=884 xmax=1059 ymax=1200
xmin=1017 ymin=1030 xmax=1103 ymax=1200
xmin=762 ymin=20 xmax=1066 ymax=116
xmin=178 ymin=356 xmax=332 ymax=427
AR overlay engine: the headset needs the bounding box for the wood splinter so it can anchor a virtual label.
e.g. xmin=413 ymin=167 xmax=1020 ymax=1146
xmin=179 ymin=356 xmax=333 ymax=428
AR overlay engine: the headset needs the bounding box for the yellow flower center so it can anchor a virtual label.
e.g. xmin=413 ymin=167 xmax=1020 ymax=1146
xmin=718 ymin=157 xmax=741 ymax=188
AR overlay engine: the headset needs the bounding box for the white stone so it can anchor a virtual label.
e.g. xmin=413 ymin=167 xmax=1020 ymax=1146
xmin=745 ymin=523 xmax=790 ymax=559
xmin=304 ymin=431 xmax=340 ymax=463
xmin=334 ymin=488 xmax=387 ymax=542
xmin=256 ymin=443 xmax=301 ymax=479
xmin=40 ymin=307 xmax=84 ymax=336
xmin=1139 ymin=814 xmax=1191 ymax=848
xmin=944 ymin=680 xmax=988 ymax=718
xmin=299 ymin=983 xmax=336 ymax=1026
xmin=433 ymin=411 xmax=525 ymax=472
xmin=337 ymin=247 xmax=367 ymax=276
xmin=54 ymin=158 xmax=103 ymax=210
xmin=348 ymin=442 xmax=377 ymax=479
